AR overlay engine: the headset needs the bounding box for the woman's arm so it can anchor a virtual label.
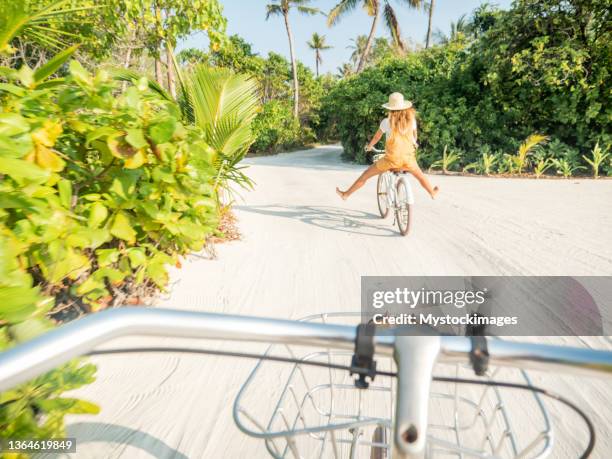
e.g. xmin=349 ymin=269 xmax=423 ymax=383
xmin=366 ymin=129 xmax=383 ymax=151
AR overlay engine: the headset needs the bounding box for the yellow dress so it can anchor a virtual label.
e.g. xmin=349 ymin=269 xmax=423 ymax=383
xmin=374 ymin=131 xmax=419 ymax=172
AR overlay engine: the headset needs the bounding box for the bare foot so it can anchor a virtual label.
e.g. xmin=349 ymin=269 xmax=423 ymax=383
xmin=430 ymin=186 xmax=440 ymax=199
xmin=336 ymin=187 xmax=348 ymax=201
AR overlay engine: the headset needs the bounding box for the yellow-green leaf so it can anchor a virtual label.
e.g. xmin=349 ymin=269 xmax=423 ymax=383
xmin=88 ymin=202 xmax=108 ymax=228
xmin=35 ymin=145 xmax=65 ymax=172
xmin=125 ymin=128 xmax=148 ymax=149
xmin=124 ymin=149 xmax=146 ymax=169
xmin=110 ymin=211 xmax=136 ymax=243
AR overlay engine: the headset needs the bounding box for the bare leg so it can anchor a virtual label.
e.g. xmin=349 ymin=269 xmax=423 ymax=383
xmin=410 ymin=165 xmax=439 ymax=199
xmin=336 ymin=165 xmax=382 ymax=201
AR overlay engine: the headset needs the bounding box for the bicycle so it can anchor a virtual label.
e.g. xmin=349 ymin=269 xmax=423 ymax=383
xmin=1 ymin=307 xmax=611 ymax=458
xmin=370 ymin=147 xmax=414 ymax=236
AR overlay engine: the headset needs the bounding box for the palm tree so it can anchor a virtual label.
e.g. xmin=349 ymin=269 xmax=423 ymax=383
xmin=425 ymin=0 xmax=435 ymax=48
xmin=434 ymin=14 xmax=470 ymax=44
xmin=451 ymin=15 xmax=470 ymax=39
xmin=307 ymin=33 xmax=332 ymax=77
xmin=337 ymin=62 xmax=354 ymax=78
xmin=328 ymin=0 xmax=423 ymax=73
xmin=266 ymin=0 xmax=319 ymax=119
xmin=347 ymin=35 xmax=368 ymax=67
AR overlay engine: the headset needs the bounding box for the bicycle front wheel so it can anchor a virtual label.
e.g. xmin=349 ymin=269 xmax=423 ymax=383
xmin=377 ymin=174 xmax=390 ymax=219
xmin=395 ymin=178 xmax=412 ymax=236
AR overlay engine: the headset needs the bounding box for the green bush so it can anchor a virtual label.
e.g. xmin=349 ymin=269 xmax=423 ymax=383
xmin=0 ymin=227 xmax=98 ymax=448
xmin=0 ymin=60 xmax=223 ymax=445
xmin=1 ymin=61 xmax=219 ymax=308
xmin=250 ymin=100 xmax=305 ymax=153
xmin=319 ymin=0 xmax=611 ymax=175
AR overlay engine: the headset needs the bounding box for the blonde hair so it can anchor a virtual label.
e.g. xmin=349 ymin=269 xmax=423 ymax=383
xmin=389 ymin=107 xmax=416 ymax=141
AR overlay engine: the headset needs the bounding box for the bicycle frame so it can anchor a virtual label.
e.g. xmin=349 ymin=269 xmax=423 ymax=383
xmin=372 ymin=149 xmax=415 ymax=210
xmin=1 ymin=308 xmax=612 ymax=458
xmin=380 ymin=171 xmax=415 ymax=209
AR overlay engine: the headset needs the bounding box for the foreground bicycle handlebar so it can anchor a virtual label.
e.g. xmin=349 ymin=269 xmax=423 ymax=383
xmin=1 ymin=308 xmax=611 ymax=458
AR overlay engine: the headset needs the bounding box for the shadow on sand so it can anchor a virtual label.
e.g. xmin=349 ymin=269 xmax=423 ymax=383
xmin=38 ymin=422 xmax=188 ymax=459
xmin=235 ymin=204 xmax=401 ymax=237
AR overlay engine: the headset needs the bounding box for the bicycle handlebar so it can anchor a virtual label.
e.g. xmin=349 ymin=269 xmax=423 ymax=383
xmin=1 ymin=308 xmax=611 ymax=394
xmin=367 ymin=147 xmax=385 ymax=154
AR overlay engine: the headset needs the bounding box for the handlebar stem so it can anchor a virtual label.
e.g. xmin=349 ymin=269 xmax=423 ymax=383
xmin=393 ymin=334 xmax=441 ymax=458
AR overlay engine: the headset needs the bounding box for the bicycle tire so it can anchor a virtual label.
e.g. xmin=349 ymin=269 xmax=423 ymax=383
xmin=370 ymin=425 xmax=388 ymax=459
xmin=376 ymin=174 xmax=390 ymax=219
xmin=395 ymin=178 xmax=411 ymax=236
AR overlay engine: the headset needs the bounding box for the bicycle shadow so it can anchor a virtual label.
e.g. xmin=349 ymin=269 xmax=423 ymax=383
xmin=37 ymin=422 xmax=188 ymax=459
xmin=235 ymin=204 xmax=401 ymax=237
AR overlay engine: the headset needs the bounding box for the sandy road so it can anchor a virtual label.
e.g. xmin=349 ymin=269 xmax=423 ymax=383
xmin=61 ymin=146 xmax=612 ymax=458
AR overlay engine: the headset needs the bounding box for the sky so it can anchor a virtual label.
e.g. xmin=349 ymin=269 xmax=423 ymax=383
xmin=178 ymin=0 xmax=513 ymax=75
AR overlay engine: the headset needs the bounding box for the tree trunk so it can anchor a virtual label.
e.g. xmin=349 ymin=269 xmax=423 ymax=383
xmin=315 ymin=50 xmax=320 ymax=77
xmin=124 ymin=47 xmax=133 ymax=69
xmin=283 ymin=12 xmax=300 ymax=120
xmin=121 ymin=35 xmax=134 ymax=91
xmin=357 ymin=10 xmax=379 ymax=73
xmin=154 ymin=56 xmax=163 ymax=87
xmin=166 ymin=41 xmax=176 ymax=99
xmin=426 ymin=0 xmax=435 ymax=48
xmin=153 ymin=4 xmax=164 ymax=87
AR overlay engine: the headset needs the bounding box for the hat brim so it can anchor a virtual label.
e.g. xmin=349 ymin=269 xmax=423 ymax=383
xmin=382 ymin=101 xmax=413 ymax=111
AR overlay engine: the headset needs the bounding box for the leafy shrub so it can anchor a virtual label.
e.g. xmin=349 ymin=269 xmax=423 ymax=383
xmin=1 ymin=61 xmax=220 ymax=308
xmin=0 ymin=60 xmax=225 ymax=444
xmin=430 ymin=146 xmax=461 ymax=173
xmin=250 ymin=100 xmax=304 ymax=153
xmin=318 ymin=0 xmax=611 ymax=176
xmin=463 ymin=146 xmax=497 ymax=175
xmin=0 ymin=230 xmax=98 ymax=446
xmin=582 ymin=142 xmax=610 ymax=179
xmin=552 ymin=158 xmax=585 ymax=178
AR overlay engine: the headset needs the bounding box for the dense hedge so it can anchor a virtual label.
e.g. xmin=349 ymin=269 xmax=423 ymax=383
xmin=251 ymin=100 xmax=302 ymax=153
xmin=0 ymin=62 xmax=219 ymax=311
xmin=0 ymin=61 xmax=221 ymax=440
xmin=319 ymin=0 xmax=611 ymax=175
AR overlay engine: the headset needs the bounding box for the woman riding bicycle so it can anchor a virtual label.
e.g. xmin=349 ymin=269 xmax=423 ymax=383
xmin=336 ymin=92 xmax=439 ymax=200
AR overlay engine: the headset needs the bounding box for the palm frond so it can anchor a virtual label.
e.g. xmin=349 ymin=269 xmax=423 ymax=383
xmin=518 ymin=134 xmax=548 ymax=159
xmin=265 ymin=4 xmax=283 ymax=20
xmin=365 ymin=0 xmax=379 ymax=17
xmin=383 ymin=3 xmax=404 ymax=51
xmin=308 ymin=33 xmax=332 ymax=50
xmin=297 ymin=6 xmax=320 ymax=15
xmin=0 ymin=0 xmax=98 ymax=53
xmin=183 ymin=65 xmax=260 ymax=158
xmin=32 ymin=43 xmax=78 ymax=83
xmin=109 ymin=67 xmax=173 ymax=102
xmin=394 ymin=0 xmax=423 ymax=9
xmin=327 ymin=0 xmax=361 ymax=26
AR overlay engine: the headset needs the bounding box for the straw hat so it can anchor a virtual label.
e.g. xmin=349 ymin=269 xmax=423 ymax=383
xmin=382 ymin=92 xmax=413 ymax=111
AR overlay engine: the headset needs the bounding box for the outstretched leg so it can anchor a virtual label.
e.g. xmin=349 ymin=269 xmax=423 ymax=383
xmin=336 ymin=165 xmax=382 ymax=201
xmin=410 ymin=165 xmax=439 ymax=199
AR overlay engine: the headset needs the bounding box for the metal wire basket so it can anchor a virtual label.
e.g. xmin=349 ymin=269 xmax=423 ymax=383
xmin=233 ymin=313 xmax=553 ymax=458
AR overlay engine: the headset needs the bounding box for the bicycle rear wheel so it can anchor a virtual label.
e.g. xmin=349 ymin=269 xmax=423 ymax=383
xmin=395 ymin=178 xmax=411 ymax=236
xmin=376 ymin=174 xmax=389 ymax=218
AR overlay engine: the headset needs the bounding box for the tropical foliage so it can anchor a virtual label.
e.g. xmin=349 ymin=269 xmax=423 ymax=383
xmin=0 ymin=0 xmax=261 ymax=448
xmin=179 ymin=35 xmax=329 ymax=153
xmin=327 ymin=0 xmax=424 ymax=72
xmin=307 ymin=33 xmax=332 ymax=77
xmin=266 ymin=0 xmax=320 ymax=119
xmin=319 ymin=0 xmax=611 ymax=177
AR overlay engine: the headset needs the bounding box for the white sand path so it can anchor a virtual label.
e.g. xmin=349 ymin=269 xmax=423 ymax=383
xmin=60 ymin=146 xmax=612 ymax=458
